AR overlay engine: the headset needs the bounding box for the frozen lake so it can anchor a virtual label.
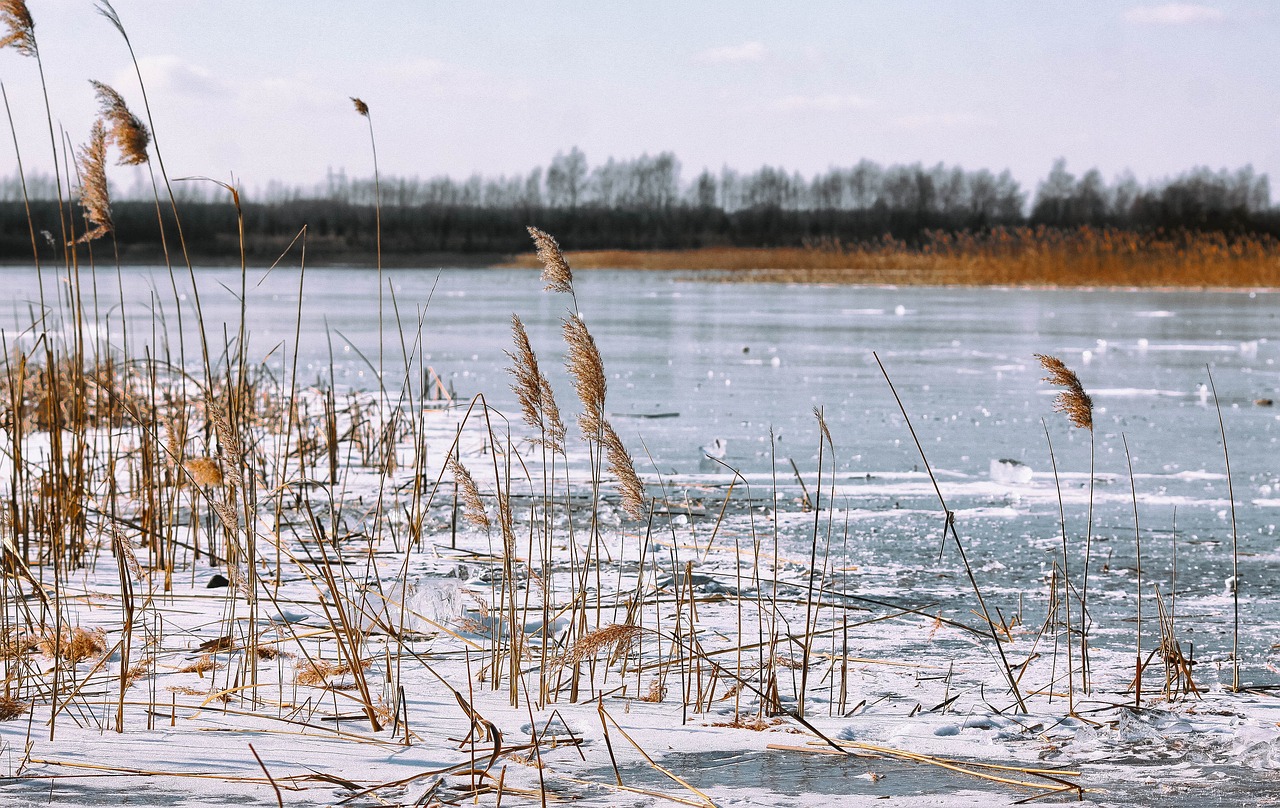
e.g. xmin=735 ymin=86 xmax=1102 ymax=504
xmin=4 ymin=265 xmax=1280 ymax=804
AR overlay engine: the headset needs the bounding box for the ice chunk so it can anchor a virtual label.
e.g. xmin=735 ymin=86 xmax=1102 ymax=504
xmin=990 ymin=458 xmax=1033 ymax=485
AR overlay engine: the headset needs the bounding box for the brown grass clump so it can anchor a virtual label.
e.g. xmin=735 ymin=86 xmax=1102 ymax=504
xmin=0 ymin=0 xmax=35 ymax=57
xmin=638 ymin=678 xmax=667 ymax=703
xmin=74 ymin=119 xmax=112 ymax=243
xmin=122 ymin=660 xmax=151 ymax=689
xmin=527 ymin=226 xmax=574 ymax=294
xmin=1036 ymin=354 xmax=1093 ymax=430
xmin=178 ymin=655 xmax=222 ymax=677
xmin=89 ymin=80 xmax=149 ymax=165
xmin=563 ymin=623 xmax=642 ymax=665
xmin=0 ymin=695 xmax=28 ymax=721
xmin=295 ymin=658 xmax=372 ymax=688
xmin=40 ymin=627 xmax=106 ymax=662
xmin=350 ymin=96 xmax=369 ymax=117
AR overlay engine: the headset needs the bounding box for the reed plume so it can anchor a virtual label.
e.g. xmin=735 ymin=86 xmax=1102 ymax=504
xmin=508 ymin=314 xmax=566 ymax=450
xmin=0 ymin=0 xmax=35 ymax=56
xmin=350 ymin=96 xmax=369 ymax=117
xmin=1036 ymin=354 xmax=1093 ymax=430
xmin=447 ymin=457 xmax=491 ymax=529
xmin=89 ymin=80 xmax=149 ymax=165
xmin=563 ymin=315 xmax=607 ymax=439
xmin=183 ymin=456 xmax=224 ymax=487
xmin=528 ymin=226 xmax=573 ymax=294
xmin=75 ymin=119 xmax=113 ymax=243
xmin=602 ymin=420 xmax=645 ymax=519
xmin=563 ymin=623 xmax=641 ymax=665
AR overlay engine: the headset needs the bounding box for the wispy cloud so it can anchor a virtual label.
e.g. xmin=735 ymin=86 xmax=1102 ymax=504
xmin=776 ymin=93 xmax=872 ymax=112
xmin=129 ymin=55 xmax=229 ymax=98
xmin=1124 ymin=4 xmax=1226 ymax=25
xmin=695 ymin=41 xmax=766 ymax=64
xmin=892 ymin=112 xmax=992 ymax=131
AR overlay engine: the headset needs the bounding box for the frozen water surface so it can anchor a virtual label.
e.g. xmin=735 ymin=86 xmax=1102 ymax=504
xmin=2 ymin=267 xmax=1279 ymax=805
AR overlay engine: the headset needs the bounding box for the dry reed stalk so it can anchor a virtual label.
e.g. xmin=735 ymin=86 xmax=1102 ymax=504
xmin=1037 ymin=353 xmax=1096 ymax=694
xmin=89 ymin=80 xmax=149 ymax=164
xmin=0 ymin=0 xmax=34 ymax=56
xmin=1206 ymin=367 xmax=1241 ymax=691
xmin=527 ymin=226 xmax=573 ymax=294
xmin=74 ymin=119 xmax=112 ymax=243
xmin=350 ymin=96 xmax=369 ymax=117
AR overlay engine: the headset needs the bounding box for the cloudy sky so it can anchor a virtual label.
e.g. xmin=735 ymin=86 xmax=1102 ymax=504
xmin=2 ymin=1 xmax=1277 ymax=198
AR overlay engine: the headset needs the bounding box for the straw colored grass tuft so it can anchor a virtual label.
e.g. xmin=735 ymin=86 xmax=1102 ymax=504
xmin=40 ymin=627 xmax=107 ymax=663
xmin=350 ymin=96 xmax=369 ymax=117
xmin=1036 ymin=354 xmax=1093 ymax=430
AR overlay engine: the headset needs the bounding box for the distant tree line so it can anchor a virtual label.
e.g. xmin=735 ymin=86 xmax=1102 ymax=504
xmin=1 ymin=151 xmax=1275 ymax=263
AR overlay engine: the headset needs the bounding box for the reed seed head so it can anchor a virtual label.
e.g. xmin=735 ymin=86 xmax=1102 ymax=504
xmin=74 ymin=119 xmax=113 ymax=244
xmin=507 ymin=314 xmax=565 ymax=450
xmin=563 ymin=315 xmax=606 ymax=439
xmin=351 ymin=96 xmax=369 ymax=117
xmin=602 ymin=420 xmax=645 ymax=520
xmin=447 ymin=457 xmax=491 ymax=529
xmin=564 ymin=623 xmax=641 ymax=665
xmin=527 ymin=226 xmax=574 ymax=294
xmin=1036 ymin=353 xmax=1093 ymax=430
xmin=184 ymin=456 xmax=224 ymax=487
xmin=0 ymin=0 xmax=35 ymax=57
xmin=89 ymin=81 xmax=150 ymax=165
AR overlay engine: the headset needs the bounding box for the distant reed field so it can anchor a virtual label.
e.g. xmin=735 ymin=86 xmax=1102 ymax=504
xmin=508 ymin=226 xmax=1280 ymax=287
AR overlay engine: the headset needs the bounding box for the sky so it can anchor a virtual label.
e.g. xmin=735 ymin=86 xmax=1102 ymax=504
xmin=2 ymin=0 xmax=1277 ymax=200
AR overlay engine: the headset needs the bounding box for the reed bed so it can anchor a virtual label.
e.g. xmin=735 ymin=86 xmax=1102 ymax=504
xmin=0 ymin=3 xmax=1272 ymax=805
xmin=507 ymin=226 xmax=1280 ymax=288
